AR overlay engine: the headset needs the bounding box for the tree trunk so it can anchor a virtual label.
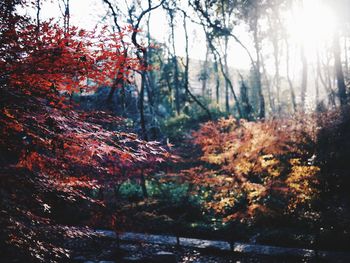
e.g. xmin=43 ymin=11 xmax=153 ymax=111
xmin=300 ymin=45 xmax=308 ymax=112
xmin=202 ymin=42 xmax=210 ymax=97
xmin=317 ymin=51 xmax=336 ymax=107
xmin=224 ymin=35 xmax=230 ymax=112
xmin=140 ymin=71 xmax=148 ymax=141
xmin=140 ymin=170 xmax=148 ymax=198
xmin=36 ymin=0 xmax=41 ymax=32
xmin=272 ymin=33 xmax=280 ymax=113
xmin=315 ymin=69 xmax=320 ymax=108
xmin=253 ymin=14 xmax=265 ymax=119
xmin=285 ymin=38 xmax=297 ymax=113
xmin=333 ymin=30 xmax=347 ymax=106
xmin=344 ymin=36 xmax=349 ymax=77
xmin=170 ymin=11 xmax=181 ymax=115
xmin=239 ymin=74 xmax=252 ymax=120
xmin=62 ymin=0 xmax=70 ymax=35
xmin=146 ymin=13 xmax=155 ymax=116
xmin=214 ymin=58 xmax=220 ymax=106
xmin=261 ymin=53 xmax=275 ymax=114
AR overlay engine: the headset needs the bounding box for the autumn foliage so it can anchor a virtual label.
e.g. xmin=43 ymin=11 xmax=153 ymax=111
xmin=3 ymin=1 xmax=350 ymax=261
xmin=184 ymin=117 xmax=320 ymax=222
xmin=0 ymin=2 xmax=171 ymax=261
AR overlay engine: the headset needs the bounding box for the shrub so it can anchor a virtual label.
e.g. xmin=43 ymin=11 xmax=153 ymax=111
xmin=185 ymin=117 xmax=320 ymax=222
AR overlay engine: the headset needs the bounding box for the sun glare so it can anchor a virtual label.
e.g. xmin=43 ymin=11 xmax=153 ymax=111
xmin=286 ymin=0 xmax=336 ymax=57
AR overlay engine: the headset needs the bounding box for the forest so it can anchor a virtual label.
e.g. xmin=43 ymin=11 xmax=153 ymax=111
xmin=1 ymin=0 xmax=350 ymax=262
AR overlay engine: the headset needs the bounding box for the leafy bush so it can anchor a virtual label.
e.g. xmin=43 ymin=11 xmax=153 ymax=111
xmin=184 ymin=117 xmax=320 ymax=222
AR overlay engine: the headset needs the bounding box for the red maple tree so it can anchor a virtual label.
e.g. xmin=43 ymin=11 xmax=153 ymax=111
xmin=0 ymin=1 xmax=171 ymax=261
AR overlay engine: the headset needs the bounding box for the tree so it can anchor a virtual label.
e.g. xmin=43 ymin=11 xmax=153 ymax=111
xmin=0 ymin=2 xmax=171 ymax=261
xmin=333 ymin=30 xmax=347 ymax=106
xmin=238 ymin=74 xmax=253 ymax=120
xmin=328 ymin=0 xmax=349 ymax=107
xmin=166 ymin=5 xmax=181 ymax=115
xmin=181 ymin=9 xmax=212 ymax=119
xmin=236 ymin=0 xmax=268 ymax=119
xmin=300 ymin=44 xmax=308 ymax=112
xmin=190 ymin=0 xmax=243 ymax=118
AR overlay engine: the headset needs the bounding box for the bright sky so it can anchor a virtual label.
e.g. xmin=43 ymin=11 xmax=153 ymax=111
xmin=21 ymin=0 xmax=343 ymax=75
xmin=21 ymin=0 xmax=252 ymax=69
xmin=19 ymin=0 xmax=346 ymax=110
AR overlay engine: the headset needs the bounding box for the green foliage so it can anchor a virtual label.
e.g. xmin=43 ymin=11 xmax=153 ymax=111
xmin=160 ymin=104 xmax=227 ymax=143
xmin=118 ymin=179 xmax=191 ymax=203
xmin=161 ymin=113 xmax=192 ymax=142
xmin=118 ymin=181 xmax=144 ymax=200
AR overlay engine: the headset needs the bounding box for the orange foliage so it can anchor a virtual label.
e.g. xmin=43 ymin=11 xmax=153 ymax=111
xmin=185 ymin=117 xmax=320 ymax=221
